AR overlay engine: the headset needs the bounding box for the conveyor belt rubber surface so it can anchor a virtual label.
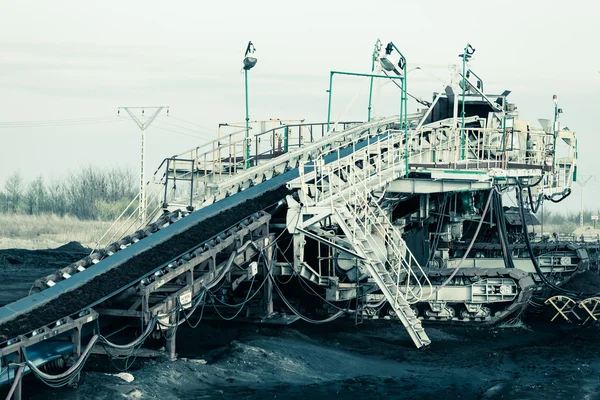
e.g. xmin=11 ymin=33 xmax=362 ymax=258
xmin=0 ymin=174 xmax=293 ymax=341
xmin=0 ymin=132 xmax=381 ymax=342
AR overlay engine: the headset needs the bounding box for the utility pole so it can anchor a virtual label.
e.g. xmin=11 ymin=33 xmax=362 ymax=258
xmin=118 ymin=106 xmax=169 ymax=220
xmin=577 ymin=175 xmax=593 ymax=229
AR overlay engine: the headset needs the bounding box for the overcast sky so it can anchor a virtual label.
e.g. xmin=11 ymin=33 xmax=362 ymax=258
xmin=1 ymin=0 xmax=599 ymax=211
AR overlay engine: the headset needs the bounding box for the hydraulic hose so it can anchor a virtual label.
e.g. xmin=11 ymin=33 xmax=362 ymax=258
xmin=516 ymin=184 xmax=598 ymax=299
xmin=23 ymin=335 xmax=98 ymax=383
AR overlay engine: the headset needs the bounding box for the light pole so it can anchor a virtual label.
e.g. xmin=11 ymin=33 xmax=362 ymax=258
xmin=379 ymin=41 xmax=408 ymax=129
xmin=367 ymin=38 xmax=382 ymax=122
xmin=243 ymin=41 xmax=257 ymax=169
xmin=459 ymin=43 xmax=475 ymax=160
xmin=379 ymin=41 xmax=408 ymax=175
xmin=551 ymin=94 xmax=564 ymax=171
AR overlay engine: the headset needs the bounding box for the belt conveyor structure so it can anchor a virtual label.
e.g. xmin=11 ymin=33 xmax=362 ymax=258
xmin=0 ymin=43 xmax=580 ymax=398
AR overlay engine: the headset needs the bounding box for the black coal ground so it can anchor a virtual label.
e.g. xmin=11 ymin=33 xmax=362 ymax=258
xmin=2 ymin=238 xmax=600 ymax=398
xmin=0 ymin=186 xmax=291 ymax=341
xmin=0 ymin=242 xmax=90 ymax=307
xmin=6 ymin=319 xmax=600 ymax=400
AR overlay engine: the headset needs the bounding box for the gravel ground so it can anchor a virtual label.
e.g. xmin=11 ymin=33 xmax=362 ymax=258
xmin=1 ymin=244 xmax=600 ymax=399
xmin=8 ymin=320 xmax=600 ymax=400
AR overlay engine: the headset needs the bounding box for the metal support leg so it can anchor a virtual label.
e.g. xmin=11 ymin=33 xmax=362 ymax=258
xmin=263 ymin=246 xmax=274 ymax=316
xmin=166 ymin=300 xmax=177 ymax=361
xmin=8 ymin=352 xmax=23 ymax=400
xmin=68 ymin=327 xmax=82 ymax=386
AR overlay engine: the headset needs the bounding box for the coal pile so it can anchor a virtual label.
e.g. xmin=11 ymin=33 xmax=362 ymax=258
xmin=0 ymin=242 xmax=91 ymax=308
xmin=0 ymin=241 xmax=90 ymax=270
xmin=562 ymin=270 xmax=600 ymax=295
xmin=0 ymin=186 xmax=291 ymax=341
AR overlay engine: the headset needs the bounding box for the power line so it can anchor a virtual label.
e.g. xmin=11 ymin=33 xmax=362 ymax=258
xmin=152 ymin=122 xmax=214 ymax=140
xmin=0 ymin=117 xmax=125 ymax=128
xmin=167 ymin=115 xmax=217 ymax=133
xmin=0 ymin=116 xmax=121 ymax=125
xmin=156 ymin=118 xmax=215 ymax=138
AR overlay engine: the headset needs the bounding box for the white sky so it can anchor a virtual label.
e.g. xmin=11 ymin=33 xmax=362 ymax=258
xmin=1 ymin=0 xmax=599 ymax=211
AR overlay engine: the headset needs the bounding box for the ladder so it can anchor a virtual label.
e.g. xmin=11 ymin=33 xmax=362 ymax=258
xmin=295 ymin=129 xmax=432 ymax=347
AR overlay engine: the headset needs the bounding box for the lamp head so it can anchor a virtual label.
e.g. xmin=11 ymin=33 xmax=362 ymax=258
xmin=380 ymin=53 xmax=397 ymax=72
xmin=243 ymin=41 xmax=257 ymax=71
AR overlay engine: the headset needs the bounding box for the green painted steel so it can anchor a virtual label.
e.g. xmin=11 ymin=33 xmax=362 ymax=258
xmin=326 ymin=70 xmax=403 ymax=132
xmin=245 ymin=69 xmax=250 ymax=169
xmin=327 ymin=40 xmax=409 ymax=177
xmin=326 ymin=72 xmax=333 ymax=131
xmin=459 ymin=43 xmax=475 ymax=160
xmin=367 ymin=38 xmax=381 ymax=122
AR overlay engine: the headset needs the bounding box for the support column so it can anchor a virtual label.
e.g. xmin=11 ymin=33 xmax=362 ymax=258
xmin=10 ymin=351 xmax=23 ymax=400
xmin=68 ymin=327 xmax=82 ymax=386
xmin=263 ymin=244 xmax=274 ymax=316
xmin=166 ymin=299 xmax=177 ymax=362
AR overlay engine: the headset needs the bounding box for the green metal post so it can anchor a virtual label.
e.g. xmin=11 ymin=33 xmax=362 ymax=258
xmin=460 ymin=46 xmax=467 ymax=160
xmin=460 ymin=43 xmax=474 ymax=160
xmin=367 ymin=39 xmax=381 ymax=122
xmin=327 ymin=70 xmax=403 ymax=132
xmin=403 ymin=63 xmax=408 ymax=177
xmin=552 ymin=98 xmax=559 ymax=171
xmin=245 ymin=69 xmax=250 ymax=169
xmin=283 ymin=126 xmax=289 ymax=152
xmin=387 ymin=42 xmax=409 ymax=177
xmin=326 ymin=72 xmax=333 ymax=132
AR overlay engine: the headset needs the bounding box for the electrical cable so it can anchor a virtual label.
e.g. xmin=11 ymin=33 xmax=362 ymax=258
xmin=153 ymin=123 xmax=211 ymax=140
xmin=516 ymin=183 xmax=599 ymax=299
xmin=156 ymin=119 xmax=215 ymax=138
xmin=167 ymin=116 xmax=217 ymax=133
xmin=527 ymin=187 xmax=543 ymax=214
xmin=544 ymin=188 xmax=571 ymax=203
xmin=434 ymin=188 xmax=493 ymax=291
xmin=0 ymin=117 xmax=125 ymax=129
xmin=20 ymin=335 xmax=98 ymax=388
xmin=270 ymin=273 xmax=346 ymax=324
xmin=426 ymin=194 xmax=448 ymax=267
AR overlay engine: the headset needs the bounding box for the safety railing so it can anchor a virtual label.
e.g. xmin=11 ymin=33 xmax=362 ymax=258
xmin=328 ymin=162 xmax=432 ymax=304
xmin=406 ymin=126 xmax=549 ymax=169
xmin=296 ymin=126 xmax=433 ymax=303
xmin=94 ymin=120 xmax=365 ymax=252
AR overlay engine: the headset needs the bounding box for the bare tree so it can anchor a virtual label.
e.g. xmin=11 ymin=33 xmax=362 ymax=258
xmin=4 ymin=171 xmax=23 ymax=213
xmin=46 ymin=179 xmax=67 ymax=216
xmin=2 ymin=166 xmax=136 ymax=220
xmin=24 ymin=176 xmax=46 ymax=215
xmin=0 ymin=191 xmax=6 ymax=213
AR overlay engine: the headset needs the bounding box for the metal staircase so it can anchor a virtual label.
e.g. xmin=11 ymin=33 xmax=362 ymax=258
xmin=332 ymin=205 xmax=431 ymax=347
xmin=291 ymin=128 xmax=433 ymax=347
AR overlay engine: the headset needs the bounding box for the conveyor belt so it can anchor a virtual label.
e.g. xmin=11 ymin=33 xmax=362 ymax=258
xmin=0 ymin=131 xmax=384 ymax=343
xmin=0 ymin=176 xmax=292 ymax=342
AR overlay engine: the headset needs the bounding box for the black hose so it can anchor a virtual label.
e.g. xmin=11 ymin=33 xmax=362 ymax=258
xmin=527 ymin=187 xmax=543 ymax=214
xmin=516 ymin=184 xmax=598 ymax=299
xmin=518 ymin=175 xmax=544 ymax=189
xmin=545 ymin=188 xmax=571 ymax=203
xmin=493 ymin=190 xmax=515 ymax=269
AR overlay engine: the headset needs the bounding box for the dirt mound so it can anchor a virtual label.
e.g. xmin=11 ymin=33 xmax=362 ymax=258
xmin=0 ymin=242 xmax=90 ymax=270
xmin=562 ymin=270 xmax=600 ymax=295
xmin=0 ymin=242 xmax=93 ymax=307
xmin=52 ymin=241 xmax=90 ymax=254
